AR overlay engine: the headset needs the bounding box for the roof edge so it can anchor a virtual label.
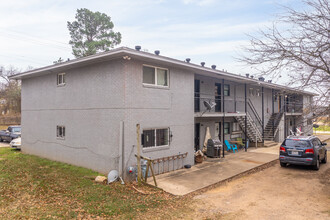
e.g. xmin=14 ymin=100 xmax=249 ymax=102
xmin=9 ymin=47 xmax=317 ymax=96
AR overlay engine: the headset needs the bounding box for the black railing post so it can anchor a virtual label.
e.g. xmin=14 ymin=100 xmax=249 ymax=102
xmin=272 ymin=89 xmax=275 ymax=138
xmin=262 ymin=87 xmax=264 ymax=143
xmin=284 ymin=94 xmax=286 ymax=137
xmin=245 ymin=83 xmax=247 ymax=151
xmin=222 ymin=79 xmax=225 ymax=158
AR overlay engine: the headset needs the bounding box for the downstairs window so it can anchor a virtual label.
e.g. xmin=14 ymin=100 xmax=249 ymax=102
xmin=143 ymin=128 xmax=169 ymax=148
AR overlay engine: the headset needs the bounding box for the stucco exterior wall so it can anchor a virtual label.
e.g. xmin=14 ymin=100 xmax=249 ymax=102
xmin=21 ymin=60 xmax=126 ymax=174
xmin=21 ymin=58 xmax=195 ymax=178
xmin=195 ymin=117 xmax=238 ymax=149
xmin=122 ymin=60 xmax=195 ymax=177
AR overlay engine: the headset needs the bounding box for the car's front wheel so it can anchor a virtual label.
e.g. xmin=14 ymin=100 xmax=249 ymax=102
xmin=321 ymin=152 xmax=327 ymax=164
xmin=313 ymin=158 xmax=320 ymax=170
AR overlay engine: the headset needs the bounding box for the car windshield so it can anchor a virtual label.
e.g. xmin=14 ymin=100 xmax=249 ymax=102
xmin=283 ymin=139 xmax=310 ymax=148
xmin=12 ymin=127 xmax=21 ymax=133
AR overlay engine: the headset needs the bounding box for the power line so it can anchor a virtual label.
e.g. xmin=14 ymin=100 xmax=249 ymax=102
xmin=0 ymin=27 xmax=69 ymax=47
xmin=0 ymin=32 xmax=71 ymax=52
xmin=0 ymin=54 xmax=49 ymax=66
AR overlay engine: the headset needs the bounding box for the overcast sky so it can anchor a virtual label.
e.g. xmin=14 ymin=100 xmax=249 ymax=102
xmin=0 ymin=0 xmax=307 ymax=82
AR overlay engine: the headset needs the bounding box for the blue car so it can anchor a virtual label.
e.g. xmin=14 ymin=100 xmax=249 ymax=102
xmin=279 ymin=136 xmax=327 ymax=170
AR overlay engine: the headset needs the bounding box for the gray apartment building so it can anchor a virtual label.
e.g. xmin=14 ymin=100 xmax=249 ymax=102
xmin=10 ymin=47 xmax=315 ymax=179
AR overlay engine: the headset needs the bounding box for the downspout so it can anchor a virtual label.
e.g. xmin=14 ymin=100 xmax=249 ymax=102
xmin=244 ymin=83 xmax=247 ymax=152
xmin=119 ymin=121 xmax=124 ymax=178
xmin=222 ymin=79 xmax=225 ymax=158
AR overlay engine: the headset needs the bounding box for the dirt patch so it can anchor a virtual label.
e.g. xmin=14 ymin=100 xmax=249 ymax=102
xmin=187 ymin=154 xmax=330 ymax=220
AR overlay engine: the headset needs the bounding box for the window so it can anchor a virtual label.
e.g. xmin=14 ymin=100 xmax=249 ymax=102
xmin=57 ymin=73 xmax=65 ymax=86
xmin=12 ymin=127 xmax=21 ymax=133
xmin=224 ymin=84 xmax=230 ymax=96
xmin=143 ymin=128 xmax=169 ymax=148
xmin=232 ymin=122 xmax=240 ymax=132
xmin=249 ymin=88 xmax=254 ymax=96
xmin=57 ymin=126 xmax=65 ymax=139
xmin=143 ymin=65 xmax=168 ymax=87
xmin=256 ymin=89 xmax=260 ymax=96
xmin=224 ymin=122 xmax=230 ymax=134
xmin=282 ymin=139 xmax=310 ymax=148
xmin=312 ymin=139 xmax=321 ymax=147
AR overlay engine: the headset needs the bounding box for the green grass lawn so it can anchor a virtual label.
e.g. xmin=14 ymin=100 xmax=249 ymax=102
xmin=314 ymin=125 xmax=330 ymax=132
xmin=0 ymin=148 xmax=187 ymax=219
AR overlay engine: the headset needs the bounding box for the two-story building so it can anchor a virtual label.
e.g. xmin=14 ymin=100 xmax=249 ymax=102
xmin=10 ymin=47 xmax=315 ymax=179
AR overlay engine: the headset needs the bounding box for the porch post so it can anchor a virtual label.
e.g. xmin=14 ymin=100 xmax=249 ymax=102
xmin=234 ymin=84 xmax=237 ymax=112
xmin=284 ymin=94 xmax=287 ymax=137
xmin=262 ymin=87 xmax=264 ymax=143
xmin=272 ymin=89 xmax=275 ymax=138
xmin=244 ymin=83 xmax=247 ymax=152
xmin=222 ymin=79 xmax=225 ymax=158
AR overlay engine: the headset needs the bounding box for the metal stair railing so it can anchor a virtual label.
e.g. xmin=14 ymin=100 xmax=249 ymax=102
xmin=246 ymin=99 xmax=263 ymax=141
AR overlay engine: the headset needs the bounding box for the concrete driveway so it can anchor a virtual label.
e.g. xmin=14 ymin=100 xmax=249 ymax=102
xmin=148 ymin=145 xmax=279 ymax=196
xmin=149 ymin=135 xmax=330 ymax=196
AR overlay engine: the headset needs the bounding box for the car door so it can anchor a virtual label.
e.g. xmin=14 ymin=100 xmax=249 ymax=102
xmin=4 ymin=127 xmax=11 ymax=141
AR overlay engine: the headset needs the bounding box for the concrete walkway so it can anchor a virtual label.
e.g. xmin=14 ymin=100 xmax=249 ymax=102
xmin=148 ymin=145 xmax=279 ymax=196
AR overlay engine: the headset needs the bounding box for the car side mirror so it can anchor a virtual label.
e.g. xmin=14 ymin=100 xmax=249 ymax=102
xmin=322 ymin=142 xmax=327 ymax=146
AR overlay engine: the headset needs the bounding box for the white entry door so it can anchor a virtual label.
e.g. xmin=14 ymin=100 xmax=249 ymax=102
xmin=215 ymin=122 xmax=221 ymax=140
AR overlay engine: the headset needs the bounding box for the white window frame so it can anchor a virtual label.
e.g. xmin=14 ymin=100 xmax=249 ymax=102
xmin=232 ymin=122 xmax=240 ymax=132
xmin=224 ymin=122 xmax=230 ymax=134
xmin=142 ymin=65 xmax=169 ymax=88
xmin=57 ymin=125 xmax=65 ymax=139
xmin=224 ymin=84 xmax=230 ymax=96
xmin=256 ymin=89 xmax=260 ymax=96
xmin=249 ymin=88 xmax=254 ymax=96
xmin=57 ymin=73 xmax=66 ymax=86
xmin=142 ymin=127 xmax=170 ymax=149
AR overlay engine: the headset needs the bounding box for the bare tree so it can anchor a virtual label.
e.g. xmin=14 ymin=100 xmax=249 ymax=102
xmin=238 ymin=0 xmax=330 ymax=119
xmin=0 ymin=66 xmax=21 ymax=114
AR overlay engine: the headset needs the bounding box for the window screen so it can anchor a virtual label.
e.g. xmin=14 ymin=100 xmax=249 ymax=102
xmin=143 ymin=66 xmax=155 ymax=84
xmin=157 ymin=69 xmax=168 ymax=86
xmin=143 ymin=128 xmax=169 ymax=148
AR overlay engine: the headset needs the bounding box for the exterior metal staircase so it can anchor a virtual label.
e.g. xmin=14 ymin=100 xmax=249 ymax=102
xmin=235 ymin=99 xmax=263 ymax=143
xmin=264 ymin=109 xmax=284 ymax=141
xmin=235 ymin=113 xmax=263 ymax=142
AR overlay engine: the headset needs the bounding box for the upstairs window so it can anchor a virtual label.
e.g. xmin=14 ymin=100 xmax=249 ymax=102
xmin=143 ymin=128 xmax=169 ymax=148
xmin=249 ymin=88 xmax=254 ymax=96
xmin=57 ymin=126 xmax=65 ymax=139
xmin=224 ymin=84 xmax=230 ymax=96
xmin=57 ymin=73 xmax=65 ymax=86
xmin=143 ymin=65 xmax=168 ymax=87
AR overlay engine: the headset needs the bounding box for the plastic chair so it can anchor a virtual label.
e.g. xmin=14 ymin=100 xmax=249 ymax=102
xmin=224 ymin=140 xmax=238 ymax=153
xmin=237 ymin=137 xmax=245 ymax=149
